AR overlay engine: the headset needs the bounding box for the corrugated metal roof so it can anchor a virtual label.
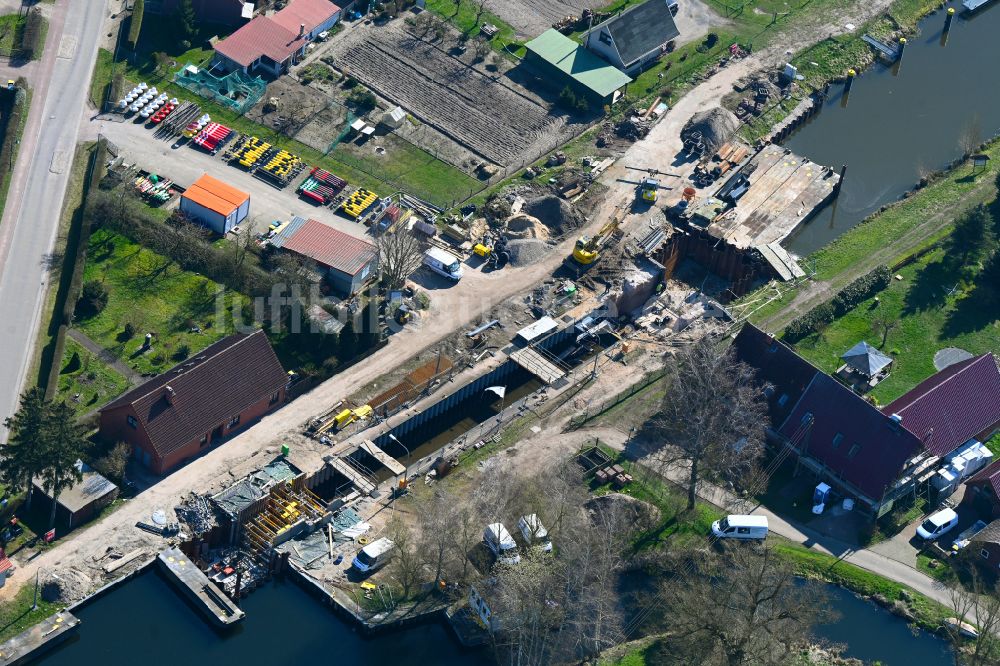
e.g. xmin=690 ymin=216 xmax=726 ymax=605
xmin=215 ymin=15 xmax=306 ymax=67
xmin=525 ymin=29 xmax=632 ymax=98
xmin=883 ymin=354 xmax=1000 ymax=457
xmin=182 ymin=173 xmax=249 ymax=216
xmin=271 ymin=0 xmax=340 ymax=34
xmin=272 ymin=216 xmax=376 ymax=276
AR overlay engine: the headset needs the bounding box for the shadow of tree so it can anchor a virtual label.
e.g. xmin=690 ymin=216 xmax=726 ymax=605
xmin=942 ymin=288 xmax=1000 ymax=338
xmin=901 ymin=258 xmax=953 ymax=315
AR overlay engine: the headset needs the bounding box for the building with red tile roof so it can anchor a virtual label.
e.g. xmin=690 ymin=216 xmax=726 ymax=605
xmin=883 ymin=353 xmax=1000 ymax=458
xmin=212 ymin=0 xmax=340 ymax=76
xmin=963 ymin=461 xmax=1000 ymax=521
xmin=270 ymin=216 xmax=377 ymax=295
xmin=98 ymin=330 xmax=287 ymax=475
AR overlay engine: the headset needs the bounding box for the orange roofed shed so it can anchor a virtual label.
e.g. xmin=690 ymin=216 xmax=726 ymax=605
xmin=180 ymin=173 xmax=251 ymax=234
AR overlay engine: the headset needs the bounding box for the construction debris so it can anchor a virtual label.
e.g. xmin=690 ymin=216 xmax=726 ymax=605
xmin=681 ymin=107 xmax=740 ymax=155
xmin=522 ymin=195 xmax=585 ymax=234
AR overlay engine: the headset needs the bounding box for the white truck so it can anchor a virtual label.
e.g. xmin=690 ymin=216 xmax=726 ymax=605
xmin=711 ymin=515 xmax=768 ymax=540
xmin=517 ymin=514 xmax=553 ymax=553
xmin=484 ymin=523 xmax=521 ymax=565
xmin=423 ymin=247 xmax=463 ymax=282
xmin=351 ymin=537 xmax=395 ymax=574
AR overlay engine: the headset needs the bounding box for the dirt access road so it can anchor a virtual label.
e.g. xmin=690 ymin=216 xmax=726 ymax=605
xmin=0 ymin=0 xmax=898 ymax=602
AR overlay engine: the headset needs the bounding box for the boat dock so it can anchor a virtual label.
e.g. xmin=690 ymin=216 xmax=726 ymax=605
xmin=0 ymin=612 xmax=80 ymax=665
xmin=709 ymin=144 xmax=839 ymax=249
xmin=862 ymin=34 xmax=901 ymax=60
xmin=157 ymin=548 xmax=245 ymax=627
xmin=359 ymin=440 xmax=406 ymax=477
xmin=963 ymin=0 xmax=995 ymax=12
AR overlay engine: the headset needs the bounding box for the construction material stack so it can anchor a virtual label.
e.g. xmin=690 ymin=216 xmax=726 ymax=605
xmin=342 ymin=187 xmax=378 ymax=218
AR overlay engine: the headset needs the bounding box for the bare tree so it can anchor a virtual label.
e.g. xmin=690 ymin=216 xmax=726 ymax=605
xmin=947 ymin=572 xmax=1000 ymax=665
xmin=386 ymin=515 xmax=423 ymax=598
xmin=871 ymin=313 xmax=899 ymax=349
xmin=418 ymin=489 xmax=459 ymax=586
xmin=960 ymin=114 xmax=983 ymax=158
xmin=647 ymin=338 xmax=768 ymax=511
xmin=473 ymin=37 xmax=491 ymax=63
xmin=451 ymin=504 xmax=483 ymax=585
xmin=658 ymin=544 xmax=833 ymax=665
xmin=375 ymin=229 xmax=425 ymax=290
xmin=474 ymin=0 xmax=488 ymax=26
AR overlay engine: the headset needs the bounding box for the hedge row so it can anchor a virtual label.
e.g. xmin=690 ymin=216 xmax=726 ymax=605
xmin=784 ymin=265 xmax=892 ymax=342
xmin=20 ymin=8 xmax=44 ymax=61
xmin=0 ymin=79 xmax=27 ymax=195
xmin=127 ymin=0 xmax=144 ymax=49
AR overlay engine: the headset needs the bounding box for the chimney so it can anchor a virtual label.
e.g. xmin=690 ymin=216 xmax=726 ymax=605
xmin=299 ymin=23 xmax=305 ymax=38
xmin=889 ymin=413 xmax=902 ymax=424
xmin=165 ymin=385 xmax=176 ymax=405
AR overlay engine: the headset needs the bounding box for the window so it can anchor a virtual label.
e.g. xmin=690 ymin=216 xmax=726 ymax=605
xmin=270 ymin=391 xmax=281 ymax=405
xmin=228 ymin=414 xmax=241 ymax=428
xmin=847 ymin=443 xmax=862 ymax=459
xmin=598 ymin=30 xmax=612 ymax=45
xmin=777 ymin=394 xmax=789 ymax=407
xmin=800 ymin=411 xmax=813 ymax=426
xmin=127 ymin=415 xmax=138 ymax=429
xmin=762 ymin=386 xmax=775 ymax=398
xmin=832 ymin=433 xmax=844 ymax=449
xmin=737 ymin=527 xmax=751 ymax=535
xmin=982 ymin=549 xmax=990 ymax=560
xmin=199 ymin=434 xmax=208 ymax=448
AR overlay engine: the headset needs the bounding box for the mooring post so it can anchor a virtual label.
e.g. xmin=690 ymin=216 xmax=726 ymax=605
xmin=844 ymin=68 xmax=856 ymax=93
xmin=835 ymin=164 xmax=847 ymax=196
xmin=944 ymin=6 xmax=955 ymax=31
xmin=897 ymin=37 xmax=907 ymax=61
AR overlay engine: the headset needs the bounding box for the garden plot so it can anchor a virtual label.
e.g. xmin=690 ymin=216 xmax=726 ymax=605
xmin=328 ymin=22 xmax=570 ymax=167
xmin=478 ymin=0 xmax=608 ymax=38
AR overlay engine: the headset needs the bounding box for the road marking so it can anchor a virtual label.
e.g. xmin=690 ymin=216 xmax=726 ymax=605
xmin=58 ymin=35 xmax=78 ymax=60
xmin=49 ymin=150 xmax=69 ymax=174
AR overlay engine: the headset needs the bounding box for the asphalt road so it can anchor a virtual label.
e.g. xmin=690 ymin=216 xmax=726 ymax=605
xmin=0 ymin=0 xmax=109 ymax=437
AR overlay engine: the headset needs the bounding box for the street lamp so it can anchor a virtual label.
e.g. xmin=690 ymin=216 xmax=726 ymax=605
xmin=388 ymin=434 xmax=411 ymax=492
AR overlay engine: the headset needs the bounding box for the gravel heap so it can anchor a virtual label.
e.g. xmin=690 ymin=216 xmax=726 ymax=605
xmin=681 ymin=107 xmax=740 ymax=154
xmin=506 ymin=238 xmax=550 ymax=266
xmin=523 ymin=194 xmax=585 ymax=234
xmin=505 ymin=214 xmax=549 ymax=240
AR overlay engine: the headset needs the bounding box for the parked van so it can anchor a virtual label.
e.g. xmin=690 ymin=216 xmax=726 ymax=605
xmin=711 ymin=515 xmax=768 ymax=540
xmin=917 ymin=507 xmax=959 ymax=541
xmin=351 ymin=537 xmax=395 ymax=574
xmin=517 ymin=514 xmax=553 ymax=553
xmin=423 ymin=247 xmax=463 ymax=282
xmin=484 ymin=523 xmax=521 ymax=565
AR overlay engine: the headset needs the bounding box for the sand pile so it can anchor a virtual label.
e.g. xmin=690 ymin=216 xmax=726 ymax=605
xmin=505 ymin=214 xmax=549 ymax=240
xmin=523 ymin=195 xmax=585 ymax=234
xmin=681 ymin=107 xmax=740 ymax=154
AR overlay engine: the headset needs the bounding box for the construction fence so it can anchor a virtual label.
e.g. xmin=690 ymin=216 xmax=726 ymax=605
xmin=174 ymin=64 xmax=267 ymax=114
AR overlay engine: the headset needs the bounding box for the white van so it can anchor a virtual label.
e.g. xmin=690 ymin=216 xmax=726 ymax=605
xmin=711 ymin=515 xmax=768 ymax=540
xmin=484 ymin=523 xmax=521 ymax=565
xmin=423 ymin=247 xmax=463 ymax=282
xmin=916 ymin=507 xmax=959 ymax=541
xmin=517 ymin=514 xmax=553 ymax=553
xmin=351 ymin=537 xmax=395 ymax=574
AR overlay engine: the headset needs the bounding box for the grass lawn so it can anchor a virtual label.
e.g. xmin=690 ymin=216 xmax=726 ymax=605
xmin=76 ymin=228 xmax=249 ymax=376
xmin=790 ymin=245 xmax=1000 ymax=404
xmin=424 ymin=0 xmax=516 ymax=45
xmin=0 ymin=14 xmax=22 ymax=54
xmin=0 ymin=585 xmax=61 ymax=644
xmin=0 ymin=83 xmax=30 ymax=222
xmin=54 ymin=338 xmax=129 ymax=415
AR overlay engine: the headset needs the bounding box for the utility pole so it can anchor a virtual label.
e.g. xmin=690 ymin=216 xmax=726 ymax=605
xmin=32 ymin=569 xmax=38 ymax=610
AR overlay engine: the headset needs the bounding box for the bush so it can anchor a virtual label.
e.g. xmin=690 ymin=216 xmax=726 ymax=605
xmin=76 ymin=280 xmax=109 ymax=318
xmin=20 ymin=9 xmax=44 ymax=61
xmin=172 ymin=343 xmax=190 ymax=361
xmin=92 ymin=442 xmax=131 ymax=484
xmin=123 ymin=321 xmax=136 ymax=339
xmin=557 ymin=85 xmax=578 ymax=111
xmin=347 ymin=87 xmax=376 ymax=111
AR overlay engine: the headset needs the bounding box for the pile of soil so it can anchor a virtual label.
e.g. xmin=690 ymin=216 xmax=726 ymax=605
xmin=681 ymin=107 xmax=740 ymax=154
xmin=507 ymin=239 xmax=550 ymax=266
xmin=522 ymin=195 xmax=585 ymax=234
xmin=585 ymin=492 xmax=661 ymax=533
xmin=505 ymin=214 xmax=549 ymax=240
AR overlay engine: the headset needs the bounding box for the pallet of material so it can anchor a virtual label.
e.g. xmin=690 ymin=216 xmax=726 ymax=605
xmin=342 ymin=188 xmax=378 ymax=218
xmin=103 ymin=548 xmax=146 ymax=574
xmin=297 ymin=166 xmax=346 ymax=204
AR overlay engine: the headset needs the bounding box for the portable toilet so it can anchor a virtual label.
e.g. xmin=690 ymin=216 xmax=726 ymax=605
xmin=812 ymin=482 xmax=832 ymax=514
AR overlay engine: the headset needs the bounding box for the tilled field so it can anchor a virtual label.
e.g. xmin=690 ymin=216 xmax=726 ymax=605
xmin=481 ymin=0 xmax=607 ymax=37
xmin=329 ymin=24 xmax=565 ymax=166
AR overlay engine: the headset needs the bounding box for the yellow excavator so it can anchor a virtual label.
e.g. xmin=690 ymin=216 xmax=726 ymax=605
xmin=571 ymin=208 xmax=623 ymax=265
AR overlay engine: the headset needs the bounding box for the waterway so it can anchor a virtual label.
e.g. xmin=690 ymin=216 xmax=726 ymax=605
xmin=783 ymin=0 xmax=1000 ymax=255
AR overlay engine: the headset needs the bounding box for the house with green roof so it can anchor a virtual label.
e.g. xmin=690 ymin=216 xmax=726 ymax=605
xmin=523 ymin=29 xmax=632 ymax=107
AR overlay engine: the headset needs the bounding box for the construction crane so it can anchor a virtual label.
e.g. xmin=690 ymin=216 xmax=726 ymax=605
xmin=621 ymin=166 xmax=680 ymax=203
xmin=571 ymin=207 xmax=624 ymax=265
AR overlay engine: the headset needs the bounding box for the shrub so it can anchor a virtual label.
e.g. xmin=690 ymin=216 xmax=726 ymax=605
xmin=93 ymin=442 xmax=131 ymax=484
xmin=20 ymin=9 xmax=44 ymax=60
xmin=172 ymin=343 xmax=190 ymax=361
xmin=783 ymin=265 xmax=892 ymax=342
xmin=123 ymin=321 xmax=136 ymax=339
xmin=347 ymin=87 xmax=376 ymax=111
xmin=76 ymin=280 xmax=109 ymax=318
xmin=128 ymin=0 xmax=144 ymax=50
xmin=557 ymin=85 xmax=578 ymax=112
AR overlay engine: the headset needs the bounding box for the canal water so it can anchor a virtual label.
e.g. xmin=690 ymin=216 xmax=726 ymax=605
xmin=783 ymin=0 xmax=1000 ymax=255
xmin=41 ymin=569 xmax=483 ymax=665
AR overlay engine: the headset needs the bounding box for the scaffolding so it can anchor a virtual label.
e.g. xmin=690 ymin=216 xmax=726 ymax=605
xmin=173 ymin=63 xmax=266 ymax=114
xmin=241 ymin=481 xmax=329 ymax=565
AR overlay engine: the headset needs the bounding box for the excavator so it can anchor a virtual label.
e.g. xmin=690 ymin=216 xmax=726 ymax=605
xmin=571 ymin=207 xmax=624 ymax=266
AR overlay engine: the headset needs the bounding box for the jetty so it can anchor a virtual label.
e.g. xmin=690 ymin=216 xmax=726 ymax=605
xmin=963 ymin=0 xmax=994 ymax=12
xmin=861 ymin=34 xmax=901 ymax=60
xmin=157 ymin=548 xmax=245 ymax=627
xmin=0 ymin=612 xmax=80 ymax=665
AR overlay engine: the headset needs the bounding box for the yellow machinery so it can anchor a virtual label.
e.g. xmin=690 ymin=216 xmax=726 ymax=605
xmin=623 ymin=166 xmax=679 ymax=204
xmin=571 ymin=208 xmax=623 ymax=265
xmin=473 ymin=243 xmax=491 ymax=257
xmin=640 ymin=177 xmax=660 ymax=203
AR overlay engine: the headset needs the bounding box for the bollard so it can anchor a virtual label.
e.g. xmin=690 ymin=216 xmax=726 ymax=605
xmin=844 ymin=68 xmax=856 ymax=93
xmin=944 ymin=6 xmax=955 ymax=31
xmin=897 ymin=37 xmax=907 ymax=60
xmin=835 ymin=164 xmax=847 ymax=196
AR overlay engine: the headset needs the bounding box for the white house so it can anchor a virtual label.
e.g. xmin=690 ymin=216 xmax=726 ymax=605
xmin=583 ymin=0 xmax=680 ymax=74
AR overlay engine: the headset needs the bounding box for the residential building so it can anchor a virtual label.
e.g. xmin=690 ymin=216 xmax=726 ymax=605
xmin=730 ymin=322 xmax=816 ymax=426
xmin=147 ymin=0 xmax=253 ymax=27
xmin=212 ymin=0 xmax=341 ymax=76
xmin=582 ymin=0 xmax=680 ymax=74
xmin=523 ymin=29 xmax=632 ymax=106
xmin=270 ymin=216 xmax=377 ymax=295
xmin=882 ymin=353 xmax=1000 ymax=458
xmin=179 ymin=173 xmax=250 ymax=234
xmin=98 ymin=330 xmax=288 ymax=475
xmin=969 ymin=520 xmax=1000 ymax=576
xmin=962 ymin=461 xmax=1000 ymax=521
xmin=31 ymin=461 xmax=119 ymax=529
